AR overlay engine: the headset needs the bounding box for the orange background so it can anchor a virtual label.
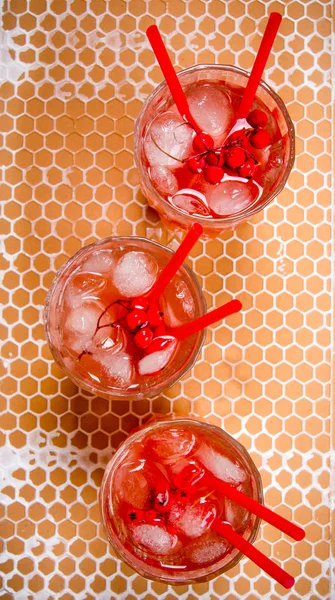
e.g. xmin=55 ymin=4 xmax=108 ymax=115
xmin=0 ymin=1 xmax=332 ymax=599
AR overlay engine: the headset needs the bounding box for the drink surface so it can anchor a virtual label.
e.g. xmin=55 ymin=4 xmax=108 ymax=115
xmin=102 ymin=420 xmax=260 ymax=582
xmin=46 ymin=239 xmax=203 ymax=397
xmin=143 ymin=78 xmax=289 ymax=219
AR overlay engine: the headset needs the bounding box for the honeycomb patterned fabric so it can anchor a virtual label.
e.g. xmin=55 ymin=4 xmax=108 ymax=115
xmin=0 ymin=0 xmax=332 ymax=599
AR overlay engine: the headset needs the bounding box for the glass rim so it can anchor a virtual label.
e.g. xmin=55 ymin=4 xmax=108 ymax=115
xmin=134 ymin=63 xmax=295 ymax=226
xmin=44 ymin=235 xmax=207 ymax=400
xmin=100 ymin=417 xmax=264 ymax=583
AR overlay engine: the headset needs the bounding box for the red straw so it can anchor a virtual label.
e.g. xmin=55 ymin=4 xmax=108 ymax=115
xmin=205 ymin=471 xmax=305 ymax=542
xmin=149 ymin=223 xmax=203 ymax=303
xmin=237 ymin=12 xmax=282 ymax=119
xmin=212 ymin=519 xmax=295 ymax=589
xmin=168 ymin=299 xmax=242 ymax=340
xmin=146 ymin=25 xmax=202 ymax=136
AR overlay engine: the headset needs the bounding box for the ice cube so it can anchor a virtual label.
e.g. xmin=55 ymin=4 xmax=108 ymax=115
xmin=224 ymin=498 xmax=249 ymax=531
xmin=65 ymin=272 xmax=107 ymax=307
xmin=115 ymin=460 xmax=151 ymax=509
xmin=171 ymin=502 xmax=216 ymax=538
xmin=144 ymin=111 xmax=193 ymax=168
xmin=148 ymin=427 xmax=196 ymax=460
xmin=163 ymin=278 xmax=195 ymax=327
xmin=132 ymin=524 xmax=179 ymax=556
xmin=198 ymin=445 xmax=246 ymax=485
xmin=81 ymin=250 xmax=115 ymax=274
xmin=64 ymin=304 xmax=100 ymax=352
xmin=188 ymin=533 xmax=229 ymax=565
xmin=268 ymin=139 xmax=285 ymax=169
xmin=65 ymin=305 xmax=99 ymax=335
xmin=149 ymin=165 xmax=178 ymax=195
xmin=168 ymin=501 xmax=185 ymax=526
xmin=258 ymin=138 xmax=286 ymax=192
xmin=187 ymin=84 xmax=234 ymax=144
xmin=97 ymin=351 xmax=133 ymax=388
xmin=137 ymin=340 xmax=177 ymax=376
xmin=112 ymin=251 xmax=157 ymax=298
xmin=207 ymin=177 xmax=260 ymax=216
xmin=171 ymin=190 xmax=211 ymax=217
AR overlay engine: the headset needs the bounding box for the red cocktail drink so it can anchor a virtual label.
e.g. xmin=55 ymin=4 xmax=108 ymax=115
xmin=100 ymin=418 xmax=262 ymax=583
xmin=45 ymin=237 xmax=206 ymax=400
xmin=135 ymin=65 xmax=295 ymax=235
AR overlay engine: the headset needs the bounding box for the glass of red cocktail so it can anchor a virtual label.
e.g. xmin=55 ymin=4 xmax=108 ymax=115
xmin=44 ymin=237 xmax=206 ymax=400
xmin=134 ymin=64 xmax=295 ymax=236
xmin=100 ymin=417 xmax=262 ymax=583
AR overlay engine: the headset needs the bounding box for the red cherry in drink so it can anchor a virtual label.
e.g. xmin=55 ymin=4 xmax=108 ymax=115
xmin=126 ymin=508 xmax=144 ymax=523
xmin=192 ymin=133 xmax=214 ymax=153
xmin=126 ymin=308 xmax=147 ymax=330
xmin=205 ymin=151 xmax=218 ymax=166
xmin=227 ymin=128 xmax=249 ymax=147
xmin=238 ymin=158 xmax=256 ymax=178
xmin=249 ymin=129 xmax=271 ymax=149
xmin=247 ymin=108 xmax=268 ymax=128
xmin=206 ymin=151 xmax=225 ymax=167
xmin=134 ymin=327 xmax=154 ymax=349
xmin=204 ymin=166 xmax=224 ymax=184
xmin=130 ymin=296 xmax=149 ymax=311
xmin=173 ymin=489 xmax=189 ymax=503
xmin=187 ymin=156 xmax=206 ymax=174
xmin=225 ymin=146 xmax=246 ymax=169
xmin=146 ymin=304 xmax=163 ymax=327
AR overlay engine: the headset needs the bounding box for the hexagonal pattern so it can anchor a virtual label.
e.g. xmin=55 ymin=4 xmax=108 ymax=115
xmin=0 ymin=1 xmax=332 ymax=599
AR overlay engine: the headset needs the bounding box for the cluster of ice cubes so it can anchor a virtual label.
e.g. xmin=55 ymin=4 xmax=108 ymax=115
xmin=120 ymin=428 xmax=250 ymax=565
xmin=144 ymin=84 xmax=234 ymax=201
xmin=62 ymin=249 xmax=173 ymax=386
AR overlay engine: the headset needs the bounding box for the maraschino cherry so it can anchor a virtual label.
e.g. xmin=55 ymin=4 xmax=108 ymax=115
xmin=134 ymin=327 xmax=154 ymax=349
xmin=239 ymin=158 xmax=256 ymax=178
xmin=249 ymin=129 xmax=271 ymax=149
xmin=192 ymin=133 xmax=214 ymax=153
xmin=187 ymin=156 xmax=205 ymax=174
xmin=204 ymin=166 xmax=224 ymax=184
xmin=126 ymin=308 xmax=147 ymax=330
xmin=225 ymin=147 xmax=246 ymax=169
xmin=247 ymin=108 xmax=268 ymax=128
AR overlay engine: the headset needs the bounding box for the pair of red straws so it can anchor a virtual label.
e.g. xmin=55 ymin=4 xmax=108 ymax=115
xmin=147 ymin=12 xmax=282 ymax=134
xmin=205 ymin=470 xmax=304 ymax=590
